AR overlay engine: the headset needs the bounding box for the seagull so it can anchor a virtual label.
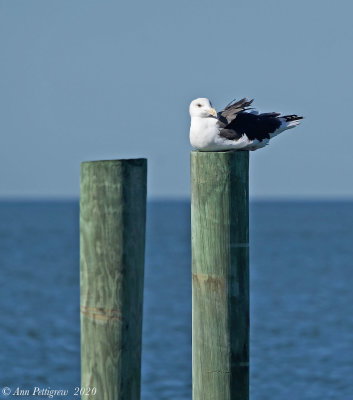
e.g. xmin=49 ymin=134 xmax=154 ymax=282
xmin=189 ymin=97 xmax=303 ymax=151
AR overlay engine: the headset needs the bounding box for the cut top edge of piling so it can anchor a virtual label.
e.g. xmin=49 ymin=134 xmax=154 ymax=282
xmin=191 ymin=150 xmax=249 ymax=153
xmin=81 ymin=158 xmax=147 ymax=166
xmin=190 ymin=150 xmax=249 ymax=156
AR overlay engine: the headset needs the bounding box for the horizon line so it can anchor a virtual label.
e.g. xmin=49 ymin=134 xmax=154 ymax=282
xmin=0 ymin=195 xmax=353 ymax=203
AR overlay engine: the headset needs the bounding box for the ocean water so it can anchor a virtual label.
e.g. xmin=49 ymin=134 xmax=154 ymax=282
xmin=0 ymin=200 xmax=353 ymax=400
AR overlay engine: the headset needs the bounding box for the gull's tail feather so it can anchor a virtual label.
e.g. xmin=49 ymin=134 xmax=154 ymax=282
xmin=268 ymin=114 xmax=303 ymax=139
xmin=281 ymin=114 xmax=304 ymax=129
xmin=282 ymin=114 xmax=304 ymax=122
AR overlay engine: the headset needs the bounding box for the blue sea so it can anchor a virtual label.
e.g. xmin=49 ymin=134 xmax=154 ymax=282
xmin=0 ymin=200 xmax=353 ymax=400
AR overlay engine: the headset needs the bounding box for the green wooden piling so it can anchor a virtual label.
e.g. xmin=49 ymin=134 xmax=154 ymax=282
xmin=80 ymin=159 xmax=147 ymax=400
xmin=191 ymin=151 xmax=249 ymax=400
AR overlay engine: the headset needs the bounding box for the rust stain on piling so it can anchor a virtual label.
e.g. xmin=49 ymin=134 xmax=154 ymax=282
xmin=80 ymin=305 xmax=122 ymax=322
xmin=192 ymin=272 xmax=226 ymax=292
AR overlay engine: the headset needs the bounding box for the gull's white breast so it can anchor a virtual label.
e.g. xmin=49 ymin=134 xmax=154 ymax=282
xmin=189 ymin=117 xmax=220 ymax=151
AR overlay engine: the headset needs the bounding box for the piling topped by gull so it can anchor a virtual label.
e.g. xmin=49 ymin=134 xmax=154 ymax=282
xmin=189 ymin=97 xmax=303 ymax=151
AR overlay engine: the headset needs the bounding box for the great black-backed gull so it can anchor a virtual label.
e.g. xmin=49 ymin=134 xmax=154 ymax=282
xmin=189 ymin=97 xmax=303 ymax=151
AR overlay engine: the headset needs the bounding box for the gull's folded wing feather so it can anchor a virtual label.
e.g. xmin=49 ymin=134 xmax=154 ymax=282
xmin=219 ymin=112 xmax=282 ymax=141
xmin=217 ymin=98 xmax=254 ymax=128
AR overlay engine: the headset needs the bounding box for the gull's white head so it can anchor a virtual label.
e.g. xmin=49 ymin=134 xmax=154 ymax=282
xmin=189 ymin=98 xmax=217 ymax=119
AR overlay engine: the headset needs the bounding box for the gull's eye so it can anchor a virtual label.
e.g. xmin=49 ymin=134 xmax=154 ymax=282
xmin=197 ymin=104 xmax=202 ymax=107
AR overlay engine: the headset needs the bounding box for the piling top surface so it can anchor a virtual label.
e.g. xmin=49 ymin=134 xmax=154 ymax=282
xmin=191 ymin=150 xmax=249 ymax=156
xmin=81 ymin=158 xmax=147 ymax=166
xmin=191 ymin=150 xmax=242 ymax=153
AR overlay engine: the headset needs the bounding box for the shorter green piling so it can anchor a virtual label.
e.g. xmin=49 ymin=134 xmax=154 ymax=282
xmin=80 ymin=159 xmax=147 ymax=400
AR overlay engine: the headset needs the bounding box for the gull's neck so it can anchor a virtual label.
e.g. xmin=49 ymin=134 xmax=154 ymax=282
xmin=191 ymin=117 xmax=218 ymax=130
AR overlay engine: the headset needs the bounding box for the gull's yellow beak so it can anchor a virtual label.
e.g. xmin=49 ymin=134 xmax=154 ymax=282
xmin=206 ymin=108 xmax=217 ymax=117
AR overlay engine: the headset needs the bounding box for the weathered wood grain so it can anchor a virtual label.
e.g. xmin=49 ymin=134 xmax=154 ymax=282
xmin=191 ymin=151 xmax=249 ymax=400
xmin=80 ymin=159 xmax=147 ymax=400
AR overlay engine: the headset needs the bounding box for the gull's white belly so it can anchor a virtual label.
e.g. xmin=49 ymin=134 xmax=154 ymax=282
xmin=189 ymin=118 xmax=221 ymax=151
xmin=190 ymin=117 xmax=252 ymax=151
xmin=190 ymin=128 xmax=219 ymax=150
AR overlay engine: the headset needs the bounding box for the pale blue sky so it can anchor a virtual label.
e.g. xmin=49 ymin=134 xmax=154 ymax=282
xmin=1 ymin=0 xmax=352 ymax=199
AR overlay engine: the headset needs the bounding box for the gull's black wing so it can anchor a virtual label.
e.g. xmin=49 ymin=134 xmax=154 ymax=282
xmin=219 ymin=111 xmax=282 ymax=142
xmin=217 ymin=98 xmax=282 ymax=142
